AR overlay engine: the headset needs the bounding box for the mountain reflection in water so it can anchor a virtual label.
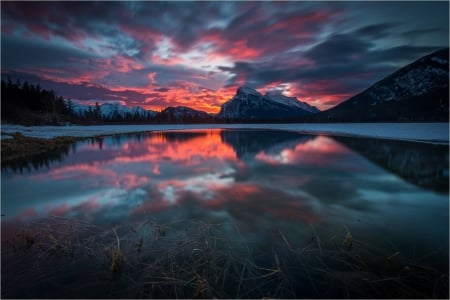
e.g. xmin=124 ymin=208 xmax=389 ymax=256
xmin=335 ymin=136 xmax=449 ymax=193
xmin=1 ymin=129 xmax=448 ymax=298
xmin=2 ymin=129 xmax=448 ymax=225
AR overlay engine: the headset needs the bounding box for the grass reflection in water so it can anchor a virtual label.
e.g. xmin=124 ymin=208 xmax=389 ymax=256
xmin=3 ymin=216 xmax=448 ymax=299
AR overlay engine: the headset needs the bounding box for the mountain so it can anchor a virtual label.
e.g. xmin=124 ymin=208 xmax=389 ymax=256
xmin=161 ymin=106 xmax=212 ymax=122
xmin=217 ymin=86 xmax=319 ymax=121
xmin=73 ymin=102 xmax=157 ymax=120
xmin=265 ymin=92 xmax=320 ymax=113
xmin=314 ymin=48 xmax=449 ymax=122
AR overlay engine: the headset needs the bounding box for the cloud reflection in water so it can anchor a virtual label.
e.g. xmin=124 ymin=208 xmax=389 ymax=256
xmin=1 ymin=129 xmax=448 ymax=251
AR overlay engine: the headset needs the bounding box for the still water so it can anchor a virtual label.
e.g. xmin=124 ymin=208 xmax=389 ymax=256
xmin=1 ymin=129 xmax=449 ymax=298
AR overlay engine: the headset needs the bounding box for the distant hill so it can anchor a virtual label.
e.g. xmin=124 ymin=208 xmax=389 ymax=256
xmin=73 ymin=102 xmax=157 ymax=121
xmin=313 ymin=48 xmax=449 ymax=122
xmin=217 ymin=86 xmax=319 ymax=121
xmin=71 ymin=103 xmax=215 ymax=123
xmin=160 ymin=106 xmax=213 ymax=123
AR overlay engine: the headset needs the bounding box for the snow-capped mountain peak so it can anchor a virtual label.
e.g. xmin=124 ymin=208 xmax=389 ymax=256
xmin=233 ymin=86 xmax=263 ymax=103
xmin=73 ymin=102 xmax=157 ymax=120
xmin=236 ymin=86 xmax=261 ymax=96
xmin=218 ymin=86 xmax=320 ymax=120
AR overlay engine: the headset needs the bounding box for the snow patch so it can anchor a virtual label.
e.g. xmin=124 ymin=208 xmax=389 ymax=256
xmin=237 ymin=86 xmax=260 ymax=96
xmin=431 ymin=56 xmax=448 ymax=65
xmin=73 ymin=103 xmax=157 ymax=119
xmin=1 ymin=123 xmax=448 ymax=144
xmin=265 ymin=92 xmax=320 ymax=113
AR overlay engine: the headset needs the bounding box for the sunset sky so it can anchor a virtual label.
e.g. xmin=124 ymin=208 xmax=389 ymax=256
xmin=1 ymin=1 xmax=448 ymax=113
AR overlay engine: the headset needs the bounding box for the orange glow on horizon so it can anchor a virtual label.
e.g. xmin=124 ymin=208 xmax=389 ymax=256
xmin=108 ymin=83 xmax=343 ymax=113
xmin=29 ymin=66 xmax=349 ymax=113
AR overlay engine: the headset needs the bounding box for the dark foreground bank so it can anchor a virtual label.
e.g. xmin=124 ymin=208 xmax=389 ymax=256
xmin=2 ymin=217 xmax=448 ymax=299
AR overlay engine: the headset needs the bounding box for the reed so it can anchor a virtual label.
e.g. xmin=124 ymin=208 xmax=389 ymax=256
xmin=2 ymin=217 xmax=448 ymax=299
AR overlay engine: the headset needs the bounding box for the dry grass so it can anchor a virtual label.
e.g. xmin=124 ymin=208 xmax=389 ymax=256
xmin=2 ymin=216 xmax=449 ymax=299
xmin=1 ymin=132 xmax=82 ymax=162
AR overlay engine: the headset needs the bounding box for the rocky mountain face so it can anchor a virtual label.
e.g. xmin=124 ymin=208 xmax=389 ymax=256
xmin=217 ymin=86 xmax=319 ymax=121
xmin=314 ymin=48 xmax=449 ymax=122
xmin=161 ymin=106 xmax=212 ymax=122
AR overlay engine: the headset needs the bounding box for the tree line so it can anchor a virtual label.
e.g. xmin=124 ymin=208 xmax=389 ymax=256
xmin=1 ymin=79 xmax=214 ymax=125
xmin=1 ymin=78 xmax=70 ymax=125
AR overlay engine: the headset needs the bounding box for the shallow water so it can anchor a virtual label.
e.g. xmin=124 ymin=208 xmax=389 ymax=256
xmin=1 ymin=129 xmax=449 ymax=298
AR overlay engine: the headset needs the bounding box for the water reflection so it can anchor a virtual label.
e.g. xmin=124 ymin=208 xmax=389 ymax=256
xmin=1 ymin=144 xmax=74 ymax=174
xmin=335 ymin=136 xmax=449 ymax=193
xmin=1 ymin=130 xmax=448 ymax=268
xmin=221 ymin=129 xmax=314 ymax=159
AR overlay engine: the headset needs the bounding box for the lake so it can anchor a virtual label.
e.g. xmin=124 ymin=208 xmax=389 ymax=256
xmin=1 ymin=129 xmax=449 ymax=298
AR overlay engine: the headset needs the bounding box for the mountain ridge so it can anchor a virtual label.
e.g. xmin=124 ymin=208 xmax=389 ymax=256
xmin=23 ymin=48 xmax=450 ymax=124
xmin=314 ymin=48 xmax=449 ymax=122
xmin=161 ymin=106 xmax=212 ymax=122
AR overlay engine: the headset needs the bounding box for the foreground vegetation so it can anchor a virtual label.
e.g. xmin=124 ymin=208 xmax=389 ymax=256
xmin=2 ymin=216 xmax=448 ymax=299
xmin=0 ymin=132 xmax=82 ymax=162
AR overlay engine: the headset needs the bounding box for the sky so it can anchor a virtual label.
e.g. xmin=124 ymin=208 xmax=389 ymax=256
xmin=1 ymin=1 xmax=449 ymax=113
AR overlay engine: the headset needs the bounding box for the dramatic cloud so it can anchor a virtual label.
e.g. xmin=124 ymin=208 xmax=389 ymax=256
xmin=1 ymin=1 xmax=448 ymax=112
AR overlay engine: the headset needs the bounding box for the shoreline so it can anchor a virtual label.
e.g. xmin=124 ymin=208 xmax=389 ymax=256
xmin=0 ymin=130 xmax=155 ymax=163
xmin=0 ymin=132 xmax=85 ymax=162
xmin=1 ymin=122 xmax=449 ymax=142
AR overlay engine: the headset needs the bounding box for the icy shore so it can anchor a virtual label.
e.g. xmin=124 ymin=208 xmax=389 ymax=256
xmin=1 ymin=123 xmax=448 ymax=144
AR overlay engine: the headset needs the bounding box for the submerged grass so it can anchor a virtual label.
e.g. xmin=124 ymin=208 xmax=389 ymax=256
xmin=2 ymin=216 xmax=449 ymax=299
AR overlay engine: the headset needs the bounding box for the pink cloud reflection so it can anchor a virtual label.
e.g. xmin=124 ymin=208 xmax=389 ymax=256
xmin=256 ymin=136 xmax=351 ymax=166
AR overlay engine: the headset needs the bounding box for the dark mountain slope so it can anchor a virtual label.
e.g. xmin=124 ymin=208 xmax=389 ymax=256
xmin=314 ymin=48 xmax=449 ymax=122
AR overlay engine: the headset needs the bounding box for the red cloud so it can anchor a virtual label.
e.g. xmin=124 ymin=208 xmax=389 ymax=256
xmin=1 ymin=3 xmax=357 ymax=113
xmin=267 ymin=11 xmax=333 ymax=35
xmin=94 ymin=55 xmax=145 ymax=73
xmin=199 ymin=30 xmax=261 ymax=61
xmin=288 ymin=81 xmax=354 ymax=110
xmin=226 ymin=40 xmax=262 ymax=60
xmin=140 ymin=82 xmax=237 ymax=113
